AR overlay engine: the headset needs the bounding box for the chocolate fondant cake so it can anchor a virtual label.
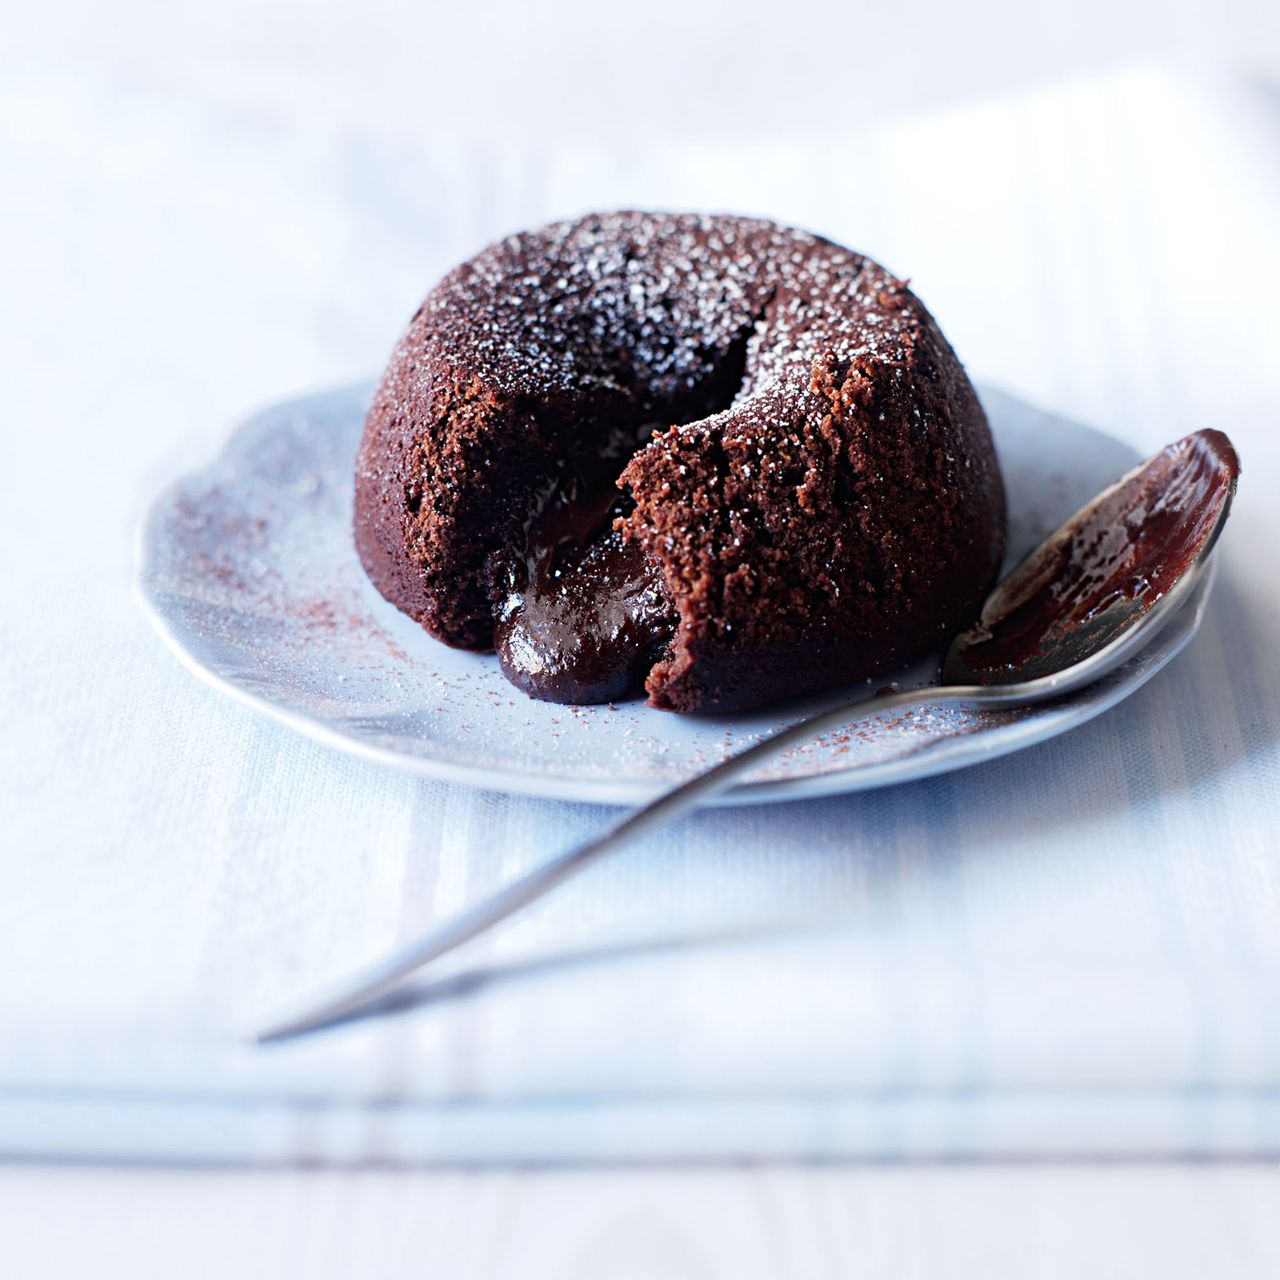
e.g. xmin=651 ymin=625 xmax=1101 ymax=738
xmin=354 ymin=212 xmax=1006 ymax=712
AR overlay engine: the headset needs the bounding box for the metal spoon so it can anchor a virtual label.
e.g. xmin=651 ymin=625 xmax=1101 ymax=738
xmin=251 ymin=428 xmax=1239 ymax=1044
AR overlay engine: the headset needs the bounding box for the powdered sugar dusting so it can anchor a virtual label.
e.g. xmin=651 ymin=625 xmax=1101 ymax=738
xmin=390 ymin=211 xmax=910 ymax=412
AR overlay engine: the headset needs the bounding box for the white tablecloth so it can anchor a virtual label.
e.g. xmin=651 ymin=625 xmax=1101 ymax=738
xmin=3 ymin=64 xmax=1278 ymax=1163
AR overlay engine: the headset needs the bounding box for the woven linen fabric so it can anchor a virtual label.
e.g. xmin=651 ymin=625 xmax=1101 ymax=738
xmin=1 ymin=65 xmax=1278 ymax=1162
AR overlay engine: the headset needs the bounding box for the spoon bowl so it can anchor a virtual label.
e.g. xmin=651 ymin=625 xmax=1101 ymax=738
xmin=945 ymin=428 xmax=1238 ymax=686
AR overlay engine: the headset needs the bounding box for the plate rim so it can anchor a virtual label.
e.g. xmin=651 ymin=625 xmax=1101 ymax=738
xmin=134 ymin=383 xmax=1214 ymax=807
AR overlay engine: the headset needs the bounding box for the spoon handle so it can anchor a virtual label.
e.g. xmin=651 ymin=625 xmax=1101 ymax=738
xmin=250 ymin=683 xmax=976 ymax=1043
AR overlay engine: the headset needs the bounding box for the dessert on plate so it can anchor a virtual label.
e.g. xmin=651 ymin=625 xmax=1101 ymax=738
xmin=354 ymin=211 xmax=1005 ymax=712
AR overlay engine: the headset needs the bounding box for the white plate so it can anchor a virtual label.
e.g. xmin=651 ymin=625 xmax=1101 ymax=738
xmin=136 ymin=384 xmax=1213 ymax=805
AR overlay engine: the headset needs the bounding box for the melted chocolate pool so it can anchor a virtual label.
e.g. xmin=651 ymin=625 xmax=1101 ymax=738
xmin=945 ymin=429 xmax=1239 ymax=685
xmin=495 ymin=502 xmax=676 ymax=705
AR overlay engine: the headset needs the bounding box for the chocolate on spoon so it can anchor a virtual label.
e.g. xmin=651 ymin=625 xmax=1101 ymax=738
xmin=945 ymin=429 xmax=1239 ymax=686
xmin=253 ymin=428 xmax=1240 ymax=1043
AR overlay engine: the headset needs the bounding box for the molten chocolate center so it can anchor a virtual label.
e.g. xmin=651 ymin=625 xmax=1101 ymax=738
xmin=495 ymin=498 xmax=676 ymax=705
